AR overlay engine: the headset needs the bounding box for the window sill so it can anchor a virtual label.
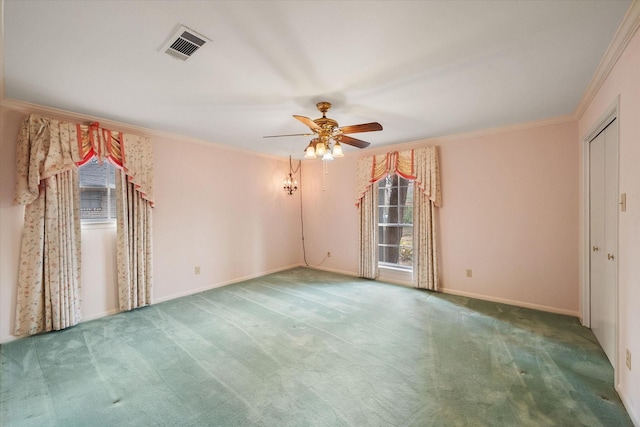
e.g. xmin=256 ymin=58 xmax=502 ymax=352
xmin=81 ymin=221 xmax=116 ymax=230
xmin=379 ymin=265 xmax=412 ymax=273
xmin=378 ymin=265 xmax=413 ymax=287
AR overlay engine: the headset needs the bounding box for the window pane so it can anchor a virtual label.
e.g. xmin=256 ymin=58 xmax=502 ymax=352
xmin=402 ymin=207 xmax=413 ymax=225
xmin=377 ymin=175 xmax=413 ymax=270
xmin=380 ymin=206 xmax=399 ymax=224
xmin=379 ymin=245 xmax=400 ymax=264
xmin=399 ymin=244 xmax=413 ymax=266
xmin=378 ymin=206 xmax=389 ymax=223
xmin=107 ymin=165 xmax=116 ymax=187
xmin=80 ymin=188 xmax=113 ymax=221
xmin=79 ymin=158 xmax=116 ymax=223
xmin=79 ymin=158 xmax=115 ymax=188
xmin=109 ymin=190 xmax=116 ymax=218
xmin=381 ymin=225 xmax=401 ymax=246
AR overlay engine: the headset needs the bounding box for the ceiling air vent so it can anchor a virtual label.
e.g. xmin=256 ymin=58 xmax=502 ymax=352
xmin=161 ymin=25 xmax=210 ymax=61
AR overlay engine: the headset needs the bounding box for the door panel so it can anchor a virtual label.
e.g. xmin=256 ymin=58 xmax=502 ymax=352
xmin=589 ymin=119 xmax=617 ymax=365
xmin=603 ymin=121 xmax=618 ymax=363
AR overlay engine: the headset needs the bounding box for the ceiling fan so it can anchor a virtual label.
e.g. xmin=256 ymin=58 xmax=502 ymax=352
xmin=264 ymin=101 xmax=383 ymax=160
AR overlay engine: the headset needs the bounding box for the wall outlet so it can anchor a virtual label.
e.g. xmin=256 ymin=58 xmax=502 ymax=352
xmin=327 ymin=252 xmax=331 ymax=258
xmin=466 ymin=269 xmax=472 ymax=278
xmin=626 ymin=349 xmax=632 ymax=370
xmin=195 ymin=266 xmax=201 ymax=275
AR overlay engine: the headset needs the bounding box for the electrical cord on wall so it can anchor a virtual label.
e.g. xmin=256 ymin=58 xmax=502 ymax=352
xmin=297 ymin=161 xmax=329 ymax=268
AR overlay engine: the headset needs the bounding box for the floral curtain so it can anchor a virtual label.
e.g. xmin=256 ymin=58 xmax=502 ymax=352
xmin=14 ymin=115 xmax=83 ymax=335
xmin=13 ymin=113 xmax=155 ymax=336
xmin=116 ymin=169 xmax=153 ymax=310
xmin=355 ymin=146 xmax=441 ymax=289
xmin=358 ymin=184 xmax=378 ymax=279
xmin=413 ymin=147 xmax=441 ymax=290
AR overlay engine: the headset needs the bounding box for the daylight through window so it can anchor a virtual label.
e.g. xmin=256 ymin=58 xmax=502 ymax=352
xmin=378 ymin=174 xmax=413 ymax=269
xmin=79 ymin=158 xmax=116 ymax=223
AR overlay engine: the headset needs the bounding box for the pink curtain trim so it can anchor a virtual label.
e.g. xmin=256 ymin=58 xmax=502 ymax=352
xmin=74 ymin=124 xmax=94 ymax=166
xmin=73 ymin=122 xmax=153 ymax=207
xmin=356 ymin=150 xmax=418 ymax=207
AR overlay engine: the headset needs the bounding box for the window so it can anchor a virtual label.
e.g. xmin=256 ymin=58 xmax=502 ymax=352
xmin=79 ymin=158 xmax=116 ymax=223
xmin=378 ymin=175 xmax=414 ymax=269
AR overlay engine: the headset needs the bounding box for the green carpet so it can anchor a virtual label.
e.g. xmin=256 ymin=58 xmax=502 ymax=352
xmin=0 ymin=268 xmax=633 ymax=426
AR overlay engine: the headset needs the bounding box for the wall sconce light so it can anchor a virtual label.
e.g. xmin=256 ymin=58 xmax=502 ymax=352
xmin=284 ymin=155 xmax=299 ymax=196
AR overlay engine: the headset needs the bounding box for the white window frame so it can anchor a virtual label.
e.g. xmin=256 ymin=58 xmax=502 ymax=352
xmin=377 ymin=175 xmax=414 ymax=271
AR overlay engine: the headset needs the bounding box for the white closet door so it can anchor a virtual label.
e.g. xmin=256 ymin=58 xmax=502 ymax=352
xmin=589 ymin=119 xmax=617 ymax=365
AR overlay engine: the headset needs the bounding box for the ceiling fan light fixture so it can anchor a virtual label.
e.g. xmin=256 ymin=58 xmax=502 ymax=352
xmin=304 ymin=142 xmax=316 ymax=159
xmin=264 ymin=101 xmax=382 ymax=160
xmin=332 ymin=141 xmax=344 ymax=158
xmin=315 ymin=140 xmax=326 ymax=156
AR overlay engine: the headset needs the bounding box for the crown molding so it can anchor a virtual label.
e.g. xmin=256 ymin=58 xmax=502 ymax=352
xmin=574 ymin=0 xmax=640 ymax=120
xmin=0 ymin=98 xmax=287 ymax=162
xmin=345 ymin=114 xmax=576 ymax=158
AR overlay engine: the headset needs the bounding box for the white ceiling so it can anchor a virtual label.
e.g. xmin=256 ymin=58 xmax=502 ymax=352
xmin=2 ymin=0 xmax=632 ymax=158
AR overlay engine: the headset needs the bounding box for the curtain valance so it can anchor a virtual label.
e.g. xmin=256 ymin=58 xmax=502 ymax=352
xmin=14 ymin=113 xmax=154 ymax=207
xmin=14 ymin=115 xmax=79 ymax=205
xmin=355 ymin=147 xmax=441 ymax=207
xmin=72 ymin=123 xmax=154 ymax=206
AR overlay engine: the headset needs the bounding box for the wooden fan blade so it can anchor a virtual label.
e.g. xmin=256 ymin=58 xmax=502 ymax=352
xmin=263 ymin=133 xmax=314 ymax=138
xmin=339 ymin=122 xmax=383 ymax=134
xmin=293 ymin=115 xmax=321 ymax=131
xmin=340 ymin=135 xmax=371 ymax=149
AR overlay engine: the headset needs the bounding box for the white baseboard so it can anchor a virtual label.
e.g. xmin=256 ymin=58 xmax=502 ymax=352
xmin=0 ymin=334 xmax=19 ymax=344
xmin=82 ymin=308 xmax=121 ymax=322
xmin=306 ymin=265 xmax=358 ymax=278
xmin=153 ymin=263 xmax=303 ymax=304
xmin=307 ymin=267 xmax=578 ymax=317
xmin=440 ymin=287 xmax=580 ymax=317
xmin=307 ymin=265 xmax=411 ymax=288
xmin=616 ymin=385 xmax=639 ymax=427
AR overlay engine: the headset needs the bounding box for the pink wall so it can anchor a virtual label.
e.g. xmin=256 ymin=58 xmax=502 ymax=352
xmin=302 ymin=120 xmax=580 ymax=315
xmin=0 ymin=104 xmax=302 ymax=342
xmin=438 ymin=123 xmax=579 ymax=312
xmin=299 ymin=160 xmax=361 ymax=273
xmin=151 ymin=134 xmax=302 ymax=301
xmin=578 ymin=25 xmax=640 ymax=423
